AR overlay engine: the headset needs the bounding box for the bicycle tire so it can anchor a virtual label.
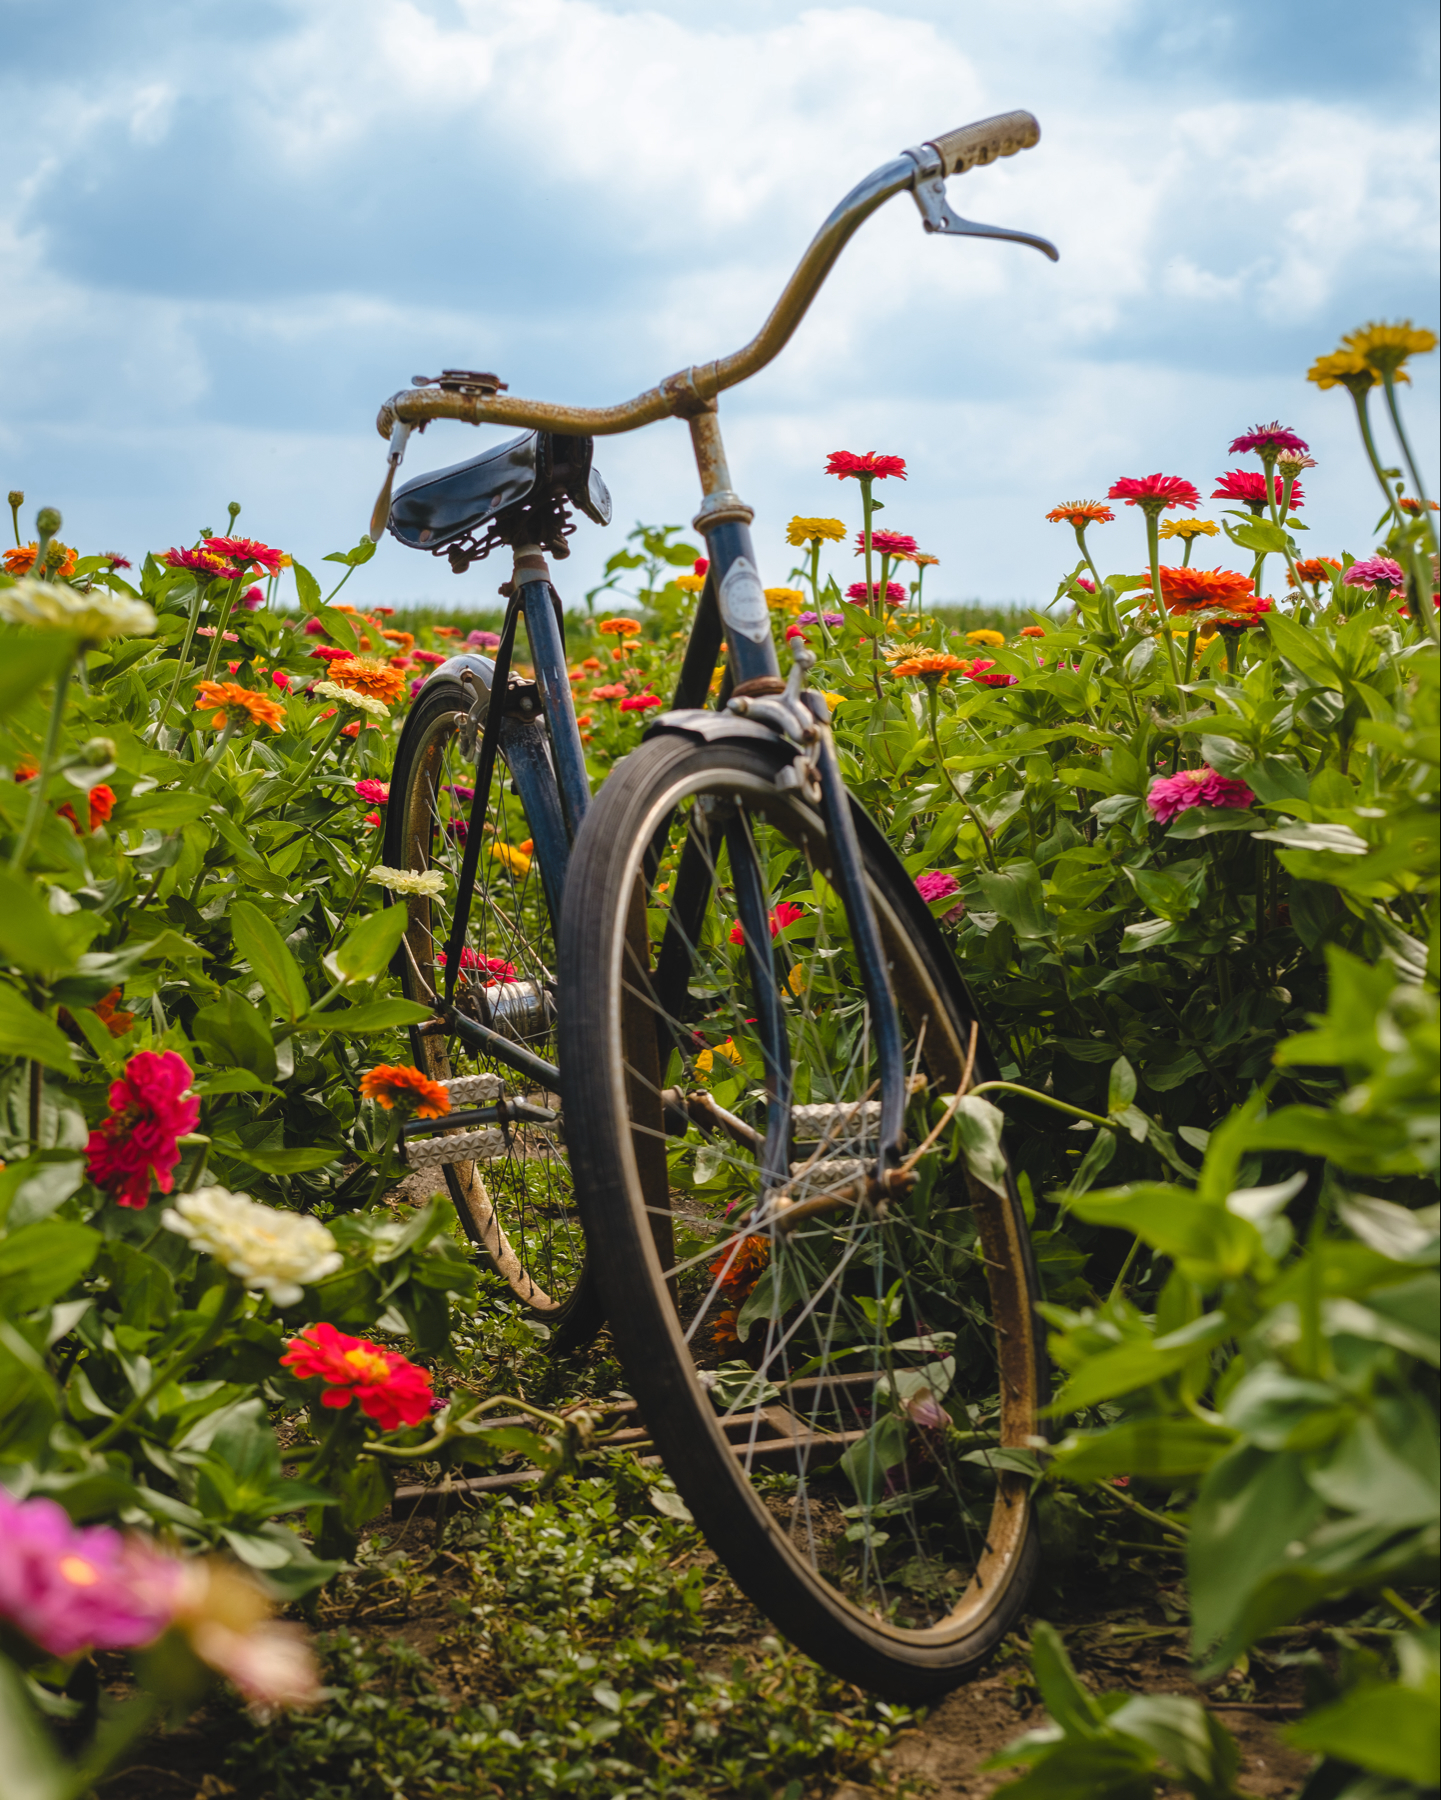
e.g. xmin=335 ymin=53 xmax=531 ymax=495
xmin=387 ymin=669 xmax=602 ymax=1351
xmin=558 ymin=731 xmax=1045 ymax=1698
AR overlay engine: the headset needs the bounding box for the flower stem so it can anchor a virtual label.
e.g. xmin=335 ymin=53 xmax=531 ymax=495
xmin=1381 ymin=375 xmax=1438 ymax=553
xmin=1073 ymin=524 xmax=1105 ymax=591
xmin=155 ymin=577 xmax=208 ymax=737
xmin=365 ymin=1106 xmax=407 ymax=1208
xmin=1146 ymin=511 xmax=1182 ymax=689
xmin=200 ymin=572 xmax=248 ymax=683
xmin=1349 ymin=387 xmax=1405 ymax=529
xmin=10 ymin=641 xmax=76 ymax=873
xmin=89 ymin=1278 xmax=244 ymax=1451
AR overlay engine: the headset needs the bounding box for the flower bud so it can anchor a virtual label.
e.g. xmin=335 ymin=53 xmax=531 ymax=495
xmin=7 ymin=490 xmax=23 ymax=509
xmin=35 ymin=506 xmax=62 ymax=535
xmin=81 ymin=737 xmax=117 ymax=765
xmin=227 ymin=501 xmax=242 ymax=524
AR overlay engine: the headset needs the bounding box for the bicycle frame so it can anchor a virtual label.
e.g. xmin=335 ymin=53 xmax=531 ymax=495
xmin=388 ymin=110 xmax=1056 ymax=1177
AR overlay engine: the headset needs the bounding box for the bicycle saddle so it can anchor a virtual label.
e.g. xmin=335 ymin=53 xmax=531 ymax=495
xmin=389 ymin=429 xmax=612 ymax=551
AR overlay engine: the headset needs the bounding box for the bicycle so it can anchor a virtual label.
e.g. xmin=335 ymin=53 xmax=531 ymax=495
xmin=374 ymin=110 xmax=1058 ymax=1697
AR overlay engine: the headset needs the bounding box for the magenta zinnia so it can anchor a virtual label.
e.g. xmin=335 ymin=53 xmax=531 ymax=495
xmin=1147 ymin=766 xmax=1255 ymax=824
xmin=857 ymin=530 xmax=919 ymax=557
xmin=826 ymin=451 xmax=907 ymax=481
xmin=1107 ymin=474 xmax=1200 ymax=513
xmin=846 ymin=581 xmax=907 ymax=607
xmin=1343 ymin=555 xmax=1406 ymax=591
xmin=85 ymin=1051 xmax=200 ymax=1209
xmin=1228 ymin=421 xmax=1310 ymax=457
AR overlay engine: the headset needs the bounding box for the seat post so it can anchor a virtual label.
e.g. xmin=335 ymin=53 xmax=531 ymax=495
xmin=687 ymin=409 xmax=780 ymax=688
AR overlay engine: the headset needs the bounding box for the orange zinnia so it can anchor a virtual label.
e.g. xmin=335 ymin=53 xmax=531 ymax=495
xmin=598 ymin=617 xmax=641 ymax=638
xmin=1020 ymin=625 xmax=1046 ymax=638
xmin=194 ymin=681 xmax=286 ymax=732
xmin=891 ymin=651 xmax=972 ymax=681
xmin=1287 ymin=557 xmax=1342 ymax=589
xmin=325 ymin=657 xmax=407 ymax=703
xmin=1155 ymin=566 xmax=1257 ymax=614
xmin=382 ymin=629 xmax=415 ymax=652
xmin=1045 ymin=501 xmax=1114 ymax=528
xmin=4 ymin=541 xmax=79 ymax=578
xmin=359 ymin=1064 xmax=451 ymax=1119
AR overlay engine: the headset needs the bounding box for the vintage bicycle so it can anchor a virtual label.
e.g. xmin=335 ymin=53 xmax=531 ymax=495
xmin=372 ymin=110 xmax=1057 ymax=1697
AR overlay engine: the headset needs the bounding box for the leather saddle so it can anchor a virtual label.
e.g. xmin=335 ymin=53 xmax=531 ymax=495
xmin=388 ymin=430 xmax=612 ymax=551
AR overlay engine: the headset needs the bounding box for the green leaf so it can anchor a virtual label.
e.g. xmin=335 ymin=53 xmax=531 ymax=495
xmin=0 ymin=1656 xmax=65 ymax=1800
xmin=1048 ymin=1417 xmax=1235 ymax=1483
xmin=191 ymin=988 xmax=277 ymax=1081
xmin=211 ymin=1142 xmax=339 ymax=1175
xmin=1067 ymin=1182 xmax=1261 ymax=1283
xmin=838 ymin=1411 xmax=909 ymax=1507
xmin=316 ymin=604 xmax=359 ymax=650
xmin=0 ymin=986 xmax=74 ymax=1073
xmin=230 ymin=901 xmax=310 ymax=1023
xmin=331 ymin=905 xmax=408 ymax=984
xmin=952 ymin=1095 xmax=1009 ymax=1196
xmin=1047 ymin=1312 xmax=1231 ymax=1415
xmin=1106 ymin=1057 xmax=1136 ymax=1112
xmin=1106 ymin=1693 xmax=1241 ymax=1799
xmin=291 ymin=559 xmax=322 ymax=612
xmin=0 ymin=871 xmax=77 ymax=974
xmin=316 ymin=998 xmax=434 ymax=1033
xmin=0 ymin=1221 xmax=100 ymax=1315
xmin=116 ymin=790 xmax=213 ymax=829
xmin=976 ymin=862 xmax=1049 ymax=938
xmin=0 ymin=632 xmax=73 ymax=720
xmin=322 ymin=539 xmax=378 ymax=569
xmin=1030 ymin=1620 xmax=1106 ymax=1737
xmin=1285 ymin=1673 xmax=1441 ymax=1785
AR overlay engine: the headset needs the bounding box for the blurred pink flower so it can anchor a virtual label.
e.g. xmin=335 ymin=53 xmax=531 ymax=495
xmin=915 ymin=871 xmax=965 ymax=926
xmin=1343 ymin=555 xmax=1406 ymax=591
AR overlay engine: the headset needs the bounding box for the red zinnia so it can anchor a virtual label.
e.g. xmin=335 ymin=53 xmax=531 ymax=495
xmin=1212 ymin=470 xmax=1304 ymax=513
xmin=162 ymin=546 xmax=231 ymax=580
xmin=203 ymin=535 xmax=284 ymax=577
xmin=826 ymin=451 xmax=907 ymax=481
xmin=1228 ymin=421 xmax=1309 ymax=457
xmin=619 ymin=693 xmax=662 ymax=713
xmin=1107 ymin=474 xmax=1200 ymax=513
xmin=281 ymin=1322 xmax=434 ymax=1430
xmin=856 ymin=530 xmax=919 ymax=558
xmin=728 ymin=900 xmax=806 ymax=946
xmin=85 ymin=1051 xmax=199 ymax=1209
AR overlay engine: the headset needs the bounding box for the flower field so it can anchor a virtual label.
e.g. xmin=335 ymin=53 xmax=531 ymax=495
xmin=0 ymin=320 xmax=1436 ymax=1798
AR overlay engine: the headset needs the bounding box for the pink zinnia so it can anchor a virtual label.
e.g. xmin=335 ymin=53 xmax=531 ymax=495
xmin=619 ymin=693 xmax=662 ymax=713
xmin=203 ymin=535 xmax=284 ymax=577
xmin=240 ymin=586 xmax=265 ymax=612
xmin=1343 ymin=555 xmax=1405 ymax=591
xmin=437 ymin=948 xmax=517 ymax=983
xmin=271 ymin=669 xmax=290 ymax=691
xmin=1212 ymin=470 xmax=1304 ymax=513
xmin=0 ymin=1490 xmax=181 ymax=1658
xmin=302 ymin=617 xmax=326 ymax=636
xmin=413 ymin=649 xmax=446 ymax=666
xmin=915 ymin=871 xmax=964 ymax=926
xmin=354 ymin=778 xmax=390 ymax=804
xmin=1200 ymin=772 xmax=1255 ymax=811
xmin=85 ymin=1051 xmax=200 ymax=1209
xmin=162 ymin=546 xmax=230 ymax=579
xmin=467 ymin=630 xmax=502 ymax=650
xmin=845 ymin=581 xmax=908 ymax=607
xmin=1147 ymin=765 xmax=1254 ymax=823
xmin=827 ymin=451 xmax=907 ymax=481
xmin=1228 ymin=421 xmax=1310 ymax=457
xmin=856 ymin=530 xmax=918 ymax=558
xmin=797 ymin=611 xmax=845 ymax=627
xmin=106 ymin=553 xmax=133 ymax=570
xmin=1107 ymin=474 xmax=1200 ymax=513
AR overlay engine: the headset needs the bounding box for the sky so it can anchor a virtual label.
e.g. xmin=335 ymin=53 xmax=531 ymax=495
xmin=1 ymin=0 xmax=1437 ymax=611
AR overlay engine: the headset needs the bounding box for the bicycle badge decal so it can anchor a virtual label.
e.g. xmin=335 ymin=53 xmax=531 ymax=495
xmin=716 ymin=556 xmax=770 ymax=643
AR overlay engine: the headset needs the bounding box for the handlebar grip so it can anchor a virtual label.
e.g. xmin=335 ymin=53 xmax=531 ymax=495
xmin=926 ymin=110 xmax=1040 ymax=177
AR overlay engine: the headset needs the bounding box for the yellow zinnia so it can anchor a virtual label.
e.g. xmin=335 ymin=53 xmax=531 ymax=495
xmin=820 ymin=691 xmax=844 ymax=710
xmin=1159 ymin=519 xmax=1220 ymax=540
xmin=786 ymin=516 xmax=846 ymax=548
xmin=674 ymin=573 xmax=706 ymax=593
xmin=965 ymin=628 xmax=1005 ymax=647
xmin=1340 ymin=320 xmax=1437 ymax=380
xmin=489 ymin=841 xmax=532 ymax=878
xmin=1307 ymin=350 xmax=1400 ymax=393
xmin=695 ymin=1039 xmax=743 ymax=1075
xmin=765 ymin=587 xmax=806 ymax=614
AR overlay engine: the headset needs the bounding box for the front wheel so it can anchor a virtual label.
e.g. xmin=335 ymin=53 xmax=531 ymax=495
xmin=558 ymin=732 xmax=1046 ymax=1699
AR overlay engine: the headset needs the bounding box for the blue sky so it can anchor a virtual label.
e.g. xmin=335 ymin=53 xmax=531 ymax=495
xmin=2 ymin=0 xmax=1437 ymax=609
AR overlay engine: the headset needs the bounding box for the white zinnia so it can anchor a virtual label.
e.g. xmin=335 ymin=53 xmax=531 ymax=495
xmin=367 ymin=864 xmax=445 ymax=896
xmin=0 ymin=578 xmax=156 ymax=642
xmin=162 ymin=1187 xmax=343 ymax=1306
xmin=313 ymin=680 xmax=390 ymax=720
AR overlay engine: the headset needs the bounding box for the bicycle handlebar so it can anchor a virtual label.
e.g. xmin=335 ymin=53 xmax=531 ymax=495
xmin=374 ymin=110 xmax=1044 ymax=445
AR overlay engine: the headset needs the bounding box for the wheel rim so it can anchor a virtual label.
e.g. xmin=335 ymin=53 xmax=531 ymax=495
xmin=393 ymin=695 xmax=584 ymax=1317
xmin=605 ymin=761 xmax=1041 ymax=1642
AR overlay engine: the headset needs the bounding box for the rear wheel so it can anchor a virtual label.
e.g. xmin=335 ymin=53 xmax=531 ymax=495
xmin=386 ymin=669 xmax=600 ymax=1350
xmin=559 ymin=733 xmax=1045 ymax=1697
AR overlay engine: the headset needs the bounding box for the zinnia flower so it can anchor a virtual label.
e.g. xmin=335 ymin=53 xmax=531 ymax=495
xmin=413 ymin=648 xmax=447 ymax=666
xmin=858 ymin=530 xmax=918 ymax=558
xmin=324 ymin=657 xmax=407 ymax=704
xmin=674 ymin=573 xmax=707 ymax=592
xmin=467 ymin=630 xmax=502 ymax=649
xmin=0 ymin=579 xmax=156 ymax=642
xmin=619 ymin=693 xmax=662 ymax=713
xmin=904 ymin=1387 xmax=953 ymax=1432
xmin=1287 ymin=557 xmax=1342 ymax=589
xmin=695 ymin=1039 xmax=743 ymax=1074
xmin=1020 ymin=625 xmax=1046 ymax=638
xmin=590 ymin=682 xmax=628 ymax=700
xmin=367 ymin=865 xmax=444 ymax=897
xmin=786 ymin=516 xmax=847 ymax=546
xmin=915 ymin=870 xmax=964 ymax=926
xmin=354 ymin=778 xmax=390 ymax=804
xmin=845 ymin=581 xmax=907 ymax=607
xmin=711 ymin=1306 xmax=741 ymax=1349
xmin=1158 ymin=519 xmax=1220 ymax=541
xmin=1398 ymin=497 xmax=1439 ymax=516
xmin=1343 ymin=555 xmax=1406 ymax=591
xmin=1146 ymin=765 xmax=1254 ymax=824
xmin=1307 ymin=350 xmax=1389 ymax=393
xmin=965 ymin=628 xmax=1006 ymax=646
xmin=1339 ymin=320 xmax=1438 ymax=380
xmin=1212 ymin=470 xmax=1303 ymax=513
xmin=1276 ymin=449 xmax=1317 ymax=475
xmin=203 ymin=535 xmax=284 ymax=578
xmin=765 ymin=587 xmax=807 ymax=613
xmin=1229 ymin=421 xmax=1310 ymax=457
xmin=728 ymin=900 xmax=806 ymax=946
xmin=891 ymin=651 xmax=971 ymax=682
xmin=1156 ymin=567 xmax=1257 ymax=614
xmin=827 ymin=452 xmax=907 ymax=481
xmin=162 ymin=546 xmax=232 ymax=580
xmin=195 ymin=681 xmax=286 ymax=733
xmin=489 ymin=841 xmax=532 ymax=877
xmin=797 ymin=611 xmax=844 ymax=627
xmin=972 ymin=667 xmax=1018 ymax=687
xmin=359 ymin=1063 xmax=451 ymax=1118
xmin=437 ymin=947 xmax=516 ymax=984
xmin=3 ymin=541 xmax=79 ymax=579
xmin=1045 ymin=502 xmax=1113 ymax=527
xmin=162 ymin=1187 xmax=343 ymax=1307
xmin=86 ymin=1050 xmax=199 ymax=1209
xmin=312 ymin=680 xmax=391 ymax=720
xmin=709 ymin=1234 xmax=769 ymax=1293
xmin=308 ymin=643 xmax=355 ymax=662
xmin=1107 ymin=474 xmax=1200 ymax=513
xmin=598 ymin=617 xmax=642 ymax=638
xmin=281 ymin=1322 xmax=435 ymax=1430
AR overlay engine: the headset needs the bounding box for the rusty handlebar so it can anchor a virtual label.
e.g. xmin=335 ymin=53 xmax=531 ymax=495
xmin=374 ymin=110 xmax=1044 ymax=446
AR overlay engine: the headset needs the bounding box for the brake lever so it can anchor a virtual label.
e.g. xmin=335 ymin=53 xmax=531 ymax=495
xmin=903 ymin=147 xmax=1058 ymax=261
xmin=367 ymin=417 xmax=413 ymax=542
